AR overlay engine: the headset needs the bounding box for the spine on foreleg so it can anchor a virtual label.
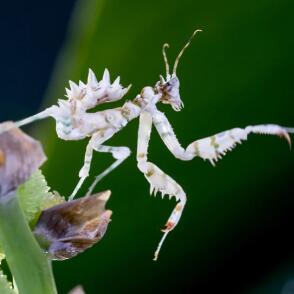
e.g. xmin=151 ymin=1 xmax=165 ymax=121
xmin=186 ymin=124 xmax=293 ymax=166
xmin=138 ymin=160 xmax=187 ymax=260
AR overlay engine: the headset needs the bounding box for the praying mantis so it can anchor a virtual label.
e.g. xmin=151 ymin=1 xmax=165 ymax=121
xmin=1 ymin=29 xmax=293 ymax=260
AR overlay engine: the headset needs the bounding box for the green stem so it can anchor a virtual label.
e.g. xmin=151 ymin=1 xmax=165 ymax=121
xmin=0 ymin=193 xmax=57 ymax=294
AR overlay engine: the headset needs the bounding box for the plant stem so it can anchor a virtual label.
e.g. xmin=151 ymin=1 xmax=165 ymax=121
xmin=0 ymin=192 xmax=57 ymax=294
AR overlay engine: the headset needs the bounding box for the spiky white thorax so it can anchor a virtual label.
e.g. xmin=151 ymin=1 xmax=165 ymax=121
xmin=52 ymin=69 xmax=131 ymax=119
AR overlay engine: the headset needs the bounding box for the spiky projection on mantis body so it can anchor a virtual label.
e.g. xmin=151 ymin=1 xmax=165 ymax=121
xmin=1 ymin=29 xmax=294 ymax=260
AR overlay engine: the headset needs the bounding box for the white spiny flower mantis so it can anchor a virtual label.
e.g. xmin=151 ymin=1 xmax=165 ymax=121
xmin=1 ymin=29 xmax=294 ymax=260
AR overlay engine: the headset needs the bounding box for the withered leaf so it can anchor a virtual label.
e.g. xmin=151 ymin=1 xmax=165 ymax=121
xmin=34 ymin=191 xmax=112 ymax=260
xmin=0 ymin=122 xmax=46 ymax=198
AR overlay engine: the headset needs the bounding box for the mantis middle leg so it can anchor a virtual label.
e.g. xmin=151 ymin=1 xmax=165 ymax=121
xmin=70 ymin=129 xmax=131 ymax=200
xmin=86 ymin=144 xmax=131 ymax=196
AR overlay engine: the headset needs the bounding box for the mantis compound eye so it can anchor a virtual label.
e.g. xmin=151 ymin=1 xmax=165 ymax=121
xmin=160 ymin=76 xmax=184 ymax=112
xmin=165 ymin=76 xmax=180 ymax=94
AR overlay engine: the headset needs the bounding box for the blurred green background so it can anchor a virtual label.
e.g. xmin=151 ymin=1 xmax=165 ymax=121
xmin=1 ymin=0 xmax=294 ymax=293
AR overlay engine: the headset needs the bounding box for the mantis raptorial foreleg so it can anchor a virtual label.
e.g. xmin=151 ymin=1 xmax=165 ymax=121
xmin=149 ymin=110 xmax=294 ymax=259
xmin=136 ymin=111 xmax=187 ymax=261
xmin=152 ymin=110 xmax=294 ymax=165
xmin=186 ymin=125 xmax=294 ymax=165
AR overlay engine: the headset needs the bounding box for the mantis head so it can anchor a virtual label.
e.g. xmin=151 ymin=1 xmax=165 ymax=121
xmin=156 ymin=29 xmax=202 ymax=112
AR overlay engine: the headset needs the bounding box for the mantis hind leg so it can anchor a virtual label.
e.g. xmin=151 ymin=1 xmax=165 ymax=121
xmin=0 ymin=108 xmax=53 ymax=134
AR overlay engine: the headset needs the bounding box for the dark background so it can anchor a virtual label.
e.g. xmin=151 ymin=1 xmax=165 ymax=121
xmin=1 ymin=0 xmax=294 ymax=293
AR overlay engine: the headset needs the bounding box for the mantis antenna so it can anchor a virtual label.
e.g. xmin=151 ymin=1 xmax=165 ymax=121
xmin=173 ymin=29 xmax=202 ymax=75
xmin=162 ymin=43 xmax=170 ymax=77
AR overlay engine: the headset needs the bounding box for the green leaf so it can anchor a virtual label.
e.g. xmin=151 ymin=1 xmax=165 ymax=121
xmin=0 ymin=170 xmax=64 ymax=259
xmin=0 ymin=195 xmax=58 ymax=294
xmin=17 ymin=170 xmax=64 ymax=227
xmin=0 ymin=267 xmax=17 ymax=294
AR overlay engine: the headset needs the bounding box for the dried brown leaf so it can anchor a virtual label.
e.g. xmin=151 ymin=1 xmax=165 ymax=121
xmin=34 ymin=191 xmax=112 ymax=260
xmin=0 ymin=122 xmax=46 ymax=197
